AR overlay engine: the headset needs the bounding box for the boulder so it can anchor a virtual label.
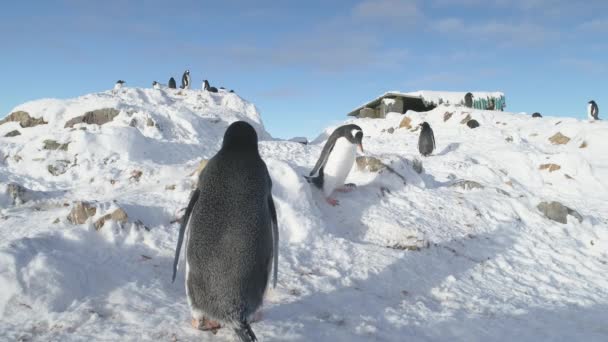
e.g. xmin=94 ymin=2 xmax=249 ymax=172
xmin=4 ymin=130 xmax=21 ymax=137
xmin=0 ymin=111 xmax=47 ymax=128
xmin=94 ymin=208 xmax=129 ymax=230
xmin=548 ymin=132 xmax=570 ymax=145
xmin=43 ymin=139 xmax=69 ymax=151
xmin=387 ymin=127 xmax=395 ymax=134
xmin=356 ymin=156 xmax=386 ymax=172
xmin=67 ymin=201 xmax=97 ymax=224
xmin=537 ymin=201 xmax=583 ymax=224
xmin=64 ymin=108 xmax=120 ymax=128
xmin=466 ymin=120 xmax=480 ymax=129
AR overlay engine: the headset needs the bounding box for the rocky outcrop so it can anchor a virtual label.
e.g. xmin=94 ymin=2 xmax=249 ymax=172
xmin=43 ymin=140 xmax=70 ymax=151
xmin=537 ymin=201 xmax=583 ymax=224
xmin=0 ymin=111 xmax=47 ymax=128
xmin=549 ymin=132 xmax=570 ymax=145
xmin=64 ymin=108 xmax=120 ymax=128
xmin=67 ymin=201 xmax=97 ymax=224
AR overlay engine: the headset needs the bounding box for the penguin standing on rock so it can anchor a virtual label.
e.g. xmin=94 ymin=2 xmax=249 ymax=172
xmin=588 ymin=100 xmax=599 ymax=120
xmin=113 ymin=80 xmax=125 ymax=91
xmin=418 ymin=122 xmax=435 ymax=157
xmin=172 ymin=121 xmax=279 ymax=342
xmin=152 ymin=81 xmax=161 ymax=90
xmin=305 ymin=124 xmax=364 ymax=206
xmin=181 ymin=70 xmax=191 ymax=89
xmin=203 ymin=80 xmax=218 ymax=93
xmin=168 ymin=77 xmax=177 ymax=89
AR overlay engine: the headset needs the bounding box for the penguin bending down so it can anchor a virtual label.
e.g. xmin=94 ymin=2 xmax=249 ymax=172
xmin=172 ymin=121 xmax=279 ymax=342
xmin=152 ymin=81 xmax=161 ymax=90
xmin=181 ymin=70 xmax=191 ymax=89
xmin=588 ymin=100 xmax=599 ymax=120
xmin=305 ymin=124 xmax=363 ymax=206
xmin=113 ymin=80 xmax=125 ymax=91
xmin=418 ymin=122 xmax=435 ymax=157
xmin=168 ymin=77 xmax=177 ymax=89
xmin=203 ymin=80 xmax=218 ymax=93
xmin=532 ymin=112 xmax=542 ymax=118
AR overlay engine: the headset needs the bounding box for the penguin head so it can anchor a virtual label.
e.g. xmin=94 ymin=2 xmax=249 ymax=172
xmin=420 ymin=122 xmax=431 ymax=130
xmin=185 ymin=70 xmax=190 ymax=74
xmin=222 ymin=121 xmax=259 ymax=151
xmin=589 ymin=100 xmax=596 ymax=105
xmin=343 ymin=124 xmax=363 ymax=153
xmin=116 ymin=80 xmax=125 ymax=84
xmin=153 ymin=81 xmax=158 ymax=85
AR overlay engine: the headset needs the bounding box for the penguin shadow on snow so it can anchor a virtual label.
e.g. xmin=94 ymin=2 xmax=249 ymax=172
xmin=265 ymin=226 xmax=519 ymax=341
xmin=6 ymin=227 xmax=173 ymax=314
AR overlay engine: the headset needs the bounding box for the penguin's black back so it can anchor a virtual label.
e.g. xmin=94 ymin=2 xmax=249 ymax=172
xmin=186 ymin=121 xmax=273 ymax=323
xmin=168 ymin=77 xmax=176 ymax=89
xmin=418 ymin=122 xmax=435 ymax=157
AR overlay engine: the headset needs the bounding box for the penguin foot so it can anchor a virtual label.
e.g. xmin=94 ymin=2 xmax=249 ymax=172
xmin=251 ymin=310 xmax=263 ymax=323
xmin=325 ymin=197 xmax=339 ymax=206
xmin=191 ymin=317 xmax=222 ymax=334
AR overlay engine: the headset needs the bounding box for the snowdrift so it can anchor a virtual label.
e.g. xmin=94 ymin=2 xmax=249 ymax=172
xmin=1 ymin=89 xmax=607 ymax=341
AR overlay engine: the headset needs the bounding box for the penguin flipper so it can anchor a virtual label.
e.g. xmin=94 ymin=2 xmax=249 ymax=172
xmin=172 ymin=188 xmax=200 ymax=283
xmin=234 ymin=321 xmax=258 ymax=342
xmin=268 ymin=196 xmax=279 ymax=288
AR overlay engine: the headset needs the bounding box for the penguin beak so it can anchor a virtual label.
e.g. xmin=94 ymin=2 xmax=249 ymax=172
xmin=358 ymin=143 xmax=364 ymax=154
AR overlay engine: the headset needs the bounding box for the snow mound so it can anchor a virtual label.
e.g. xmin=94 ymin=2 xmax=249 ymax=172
xmin=1 ymin=93 xmax=608 ymax=341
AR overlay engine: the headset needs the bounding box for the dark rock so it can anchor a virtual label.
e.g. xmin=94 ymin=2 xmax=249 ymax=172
xmin=64 ymin=108 xmax=120 ymax=128
xmin=466 ymin=120 xmax=480 ymax=129
xmin=7 ymin=183 xmax=27 ymax=205
xmin=4 ymin=130 xmax=21 ymax=137
xmin=451 ymin=180 xmax=484 ymax=190
xmin=387 ymin=127 xmax=395 ymax=134
xmin=43 ymin=139 xmax=69 ymax=151
xmin=47 ymin=160 xmax=71 ymax=176
xmin=0 ymin=111 xmax=47 ymax=128
xmin=443 ymin=112 xmax=453 ymax=122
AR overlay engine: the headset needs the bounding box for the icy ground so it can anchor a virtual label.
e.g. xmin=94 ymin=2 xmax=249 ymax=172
xmin=1 ymin=88 xmax=607 ymax=341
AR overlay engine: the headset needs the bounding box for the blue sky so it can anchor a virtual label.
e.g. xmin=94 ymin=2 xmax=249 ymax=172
xmin=1 ymin=0 xmax=606 ymax=138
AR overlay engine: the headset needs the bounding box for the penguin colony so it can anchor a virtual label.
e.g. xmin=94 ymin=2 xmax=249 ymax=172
xmin=104 ymin=79 xmax=602 ymax=340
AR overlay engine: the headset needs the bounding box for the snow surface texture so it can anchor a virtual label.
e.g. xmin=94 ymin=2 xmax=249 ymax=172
xmin=1 ymin=89 xmax=607 ymax=341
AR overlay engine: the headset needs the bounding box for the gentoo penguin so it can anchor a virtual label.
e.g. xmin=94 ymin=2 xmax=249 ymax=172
xmin=168 ymin=77 xmax=177 ymax=89
xmin=203 ymin=80 xmax=218 ymax=93
xmin=532 ymin=112 xmax=542 ymax=118
xmin=464 ymin=92 xmax=473 ymax=108
xmin=181 ymin=70 xmax=191 ymax=89
xmin=418 ymin=122 xmax=435 ymax=157
xmin=152 ymin=81 xmax=161 ymax=90
xmin=114 ymin=80 xmax=125 ymax=91
xmin=305 ymin=124 xmax=363 ymax=206
xmin=172 ymin=121 xmax=278 ymax=342
xmin=588 ymin=100 xmax=599 ymax=120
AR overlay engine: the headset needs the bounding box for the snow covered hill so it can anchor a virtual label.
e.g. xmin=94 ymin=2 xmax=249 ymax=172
xmin=1 ymin=88 xmax=607 ymax=341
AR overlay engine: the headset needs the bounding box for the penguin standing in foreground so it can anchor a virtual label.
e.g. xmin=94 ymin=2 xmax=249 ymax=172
xmin=172 ymin=121 xmax=279 ymax=342
xmin=418 ymin=122 xmax=435 ymax=157
xmin=113 ymin=80 xmax=125 ymax=91
xmin=305 ymin=124 xmax=363 ymax=206
xmin=181 ymin=70 xmax=191 ymax=89
xmin=152 ymin=81 xmax=161 ymax=90
xmin=203 ymin=80 xmax=218 ymax=93
xmin=588 ymin=100 xmax=599 ymax=120
xmin=168 ymin=77 xmax=177 ymax=89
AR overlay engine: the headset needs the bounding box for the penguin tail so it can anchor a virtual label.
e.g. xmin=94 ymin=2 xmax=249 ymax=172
xmin=234 ymin=321 xmax=257 ymax=342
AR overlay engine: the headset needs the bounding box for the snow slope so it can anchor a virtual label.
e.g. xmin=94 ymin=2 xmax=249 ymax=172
xmin=1 ymin=90 xmax=607 ymax=342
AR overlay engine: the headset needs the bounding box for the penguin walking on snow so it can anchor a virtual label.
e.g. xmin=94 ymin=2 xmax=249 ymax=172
xmin=152 ymin=81 xmax=161 ymax=90
xmin=588 ymin=100 xmax=599 ymax=120
xmin=305 ymin=124 xmax=364 ymax=206
xmin=172 ymin=121 xmax=279 ymax=342
xmin=168 ymin=77 xmax=177 ymax=89
xmin=418 ymin=122 xmax=435 ymax=157
xmin=113 ymin=80 xmax=125 ymax=91
xmin=203 ymin=80 xmax=218 ymax=93
xmin=181 ymin=70 xmax=191 ymax=89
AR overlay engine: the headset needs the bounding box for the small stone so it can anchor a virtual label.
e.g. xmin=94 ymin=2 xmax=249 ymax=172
xmin=146 ymin=118 xmax=155 ymax=127
xmin=6 ymin=183 xmax=27 ymax=205
xmin=505 ymin=136 xmax=513 ymax=142
xmin=130 ymin=170 xmax=143 ymax=181
xmin=67 ymin=201 xmax=97 ymax=224
xmin=43 ymin=140 xmax=69 ymax=151
xmin=165 ymin=184 xmax=176 ymax=190
xmin=4 ymin=130 xmax=21 ymax=137
xmin=399 ymin=116 xmax=412 ymax=129
xmin=539 ymin=163 xmax=561 ymax=172
xmin=47 ymin=160 xmax=71 ymax=176
xmin=443 ymin=112 xmax=453 ymax=122
xmin=564 ymin=174 xmax=574 ymax=180
xmin=450 ymin=180 xmax=484 ymax=190
xmin=412 ymin=158 xmax=424 ymax=174
xmin=129 ymin=118 xmax=138 ymax=127
xmin=548 ymin=132 xmax=570 ymax=145
xmin=466 ymin=119 xmax=480 ymax=128
xmin=53 ymin=218 xmax=60 ymax=224
xmin=579 ymin=141 xmax=587 ymax=148
xmin=460 ymin=113 xmax=472 ymax=124
xmin=387 ymin=127 xmax=395 ymax=134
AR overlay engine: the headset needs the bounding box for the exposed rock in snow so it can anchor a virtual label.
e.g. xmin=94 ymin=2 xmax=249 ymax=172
xmin=539 ymin=163 xmax=561 ymax=172
xmin=67 ymin=201 xmax=97 ymax=224
xmin=399 ymin=116 xmax=412 ymax=129
xmin=450 ymin=180 xmax=484 ymax=190
xmin=537 ymin=201 xmax=583 ymax=224
xmin=43 ymin=139 xmax=69 ymax=151
xmin=549 ymin=132 xmax=571 ymax=145
xmin=64 ymin=108 xmax=120 ymax=128
xmin=0 ymin=110 xmax=47 ymax=128
xmin=94 ymin=207 xmax=129 ymax=230
xmin=3 ymin=130 xmax=21 ymax=137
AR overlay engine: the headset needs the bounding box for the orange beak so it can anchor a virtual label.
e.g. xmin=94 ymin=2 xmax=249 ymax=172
xmin=358 ymin=143 xmax=364 ymax=153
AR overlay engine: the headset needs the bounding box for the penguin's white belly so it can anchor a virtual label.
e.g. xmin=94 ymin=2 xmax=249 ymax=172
xmin=588 ymin=104 xmax=594 ymax=120
xmin=113 ymin=84 xmax=122 ymax=90
xmin=323 ymin=137 xmax=356 ymax=196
